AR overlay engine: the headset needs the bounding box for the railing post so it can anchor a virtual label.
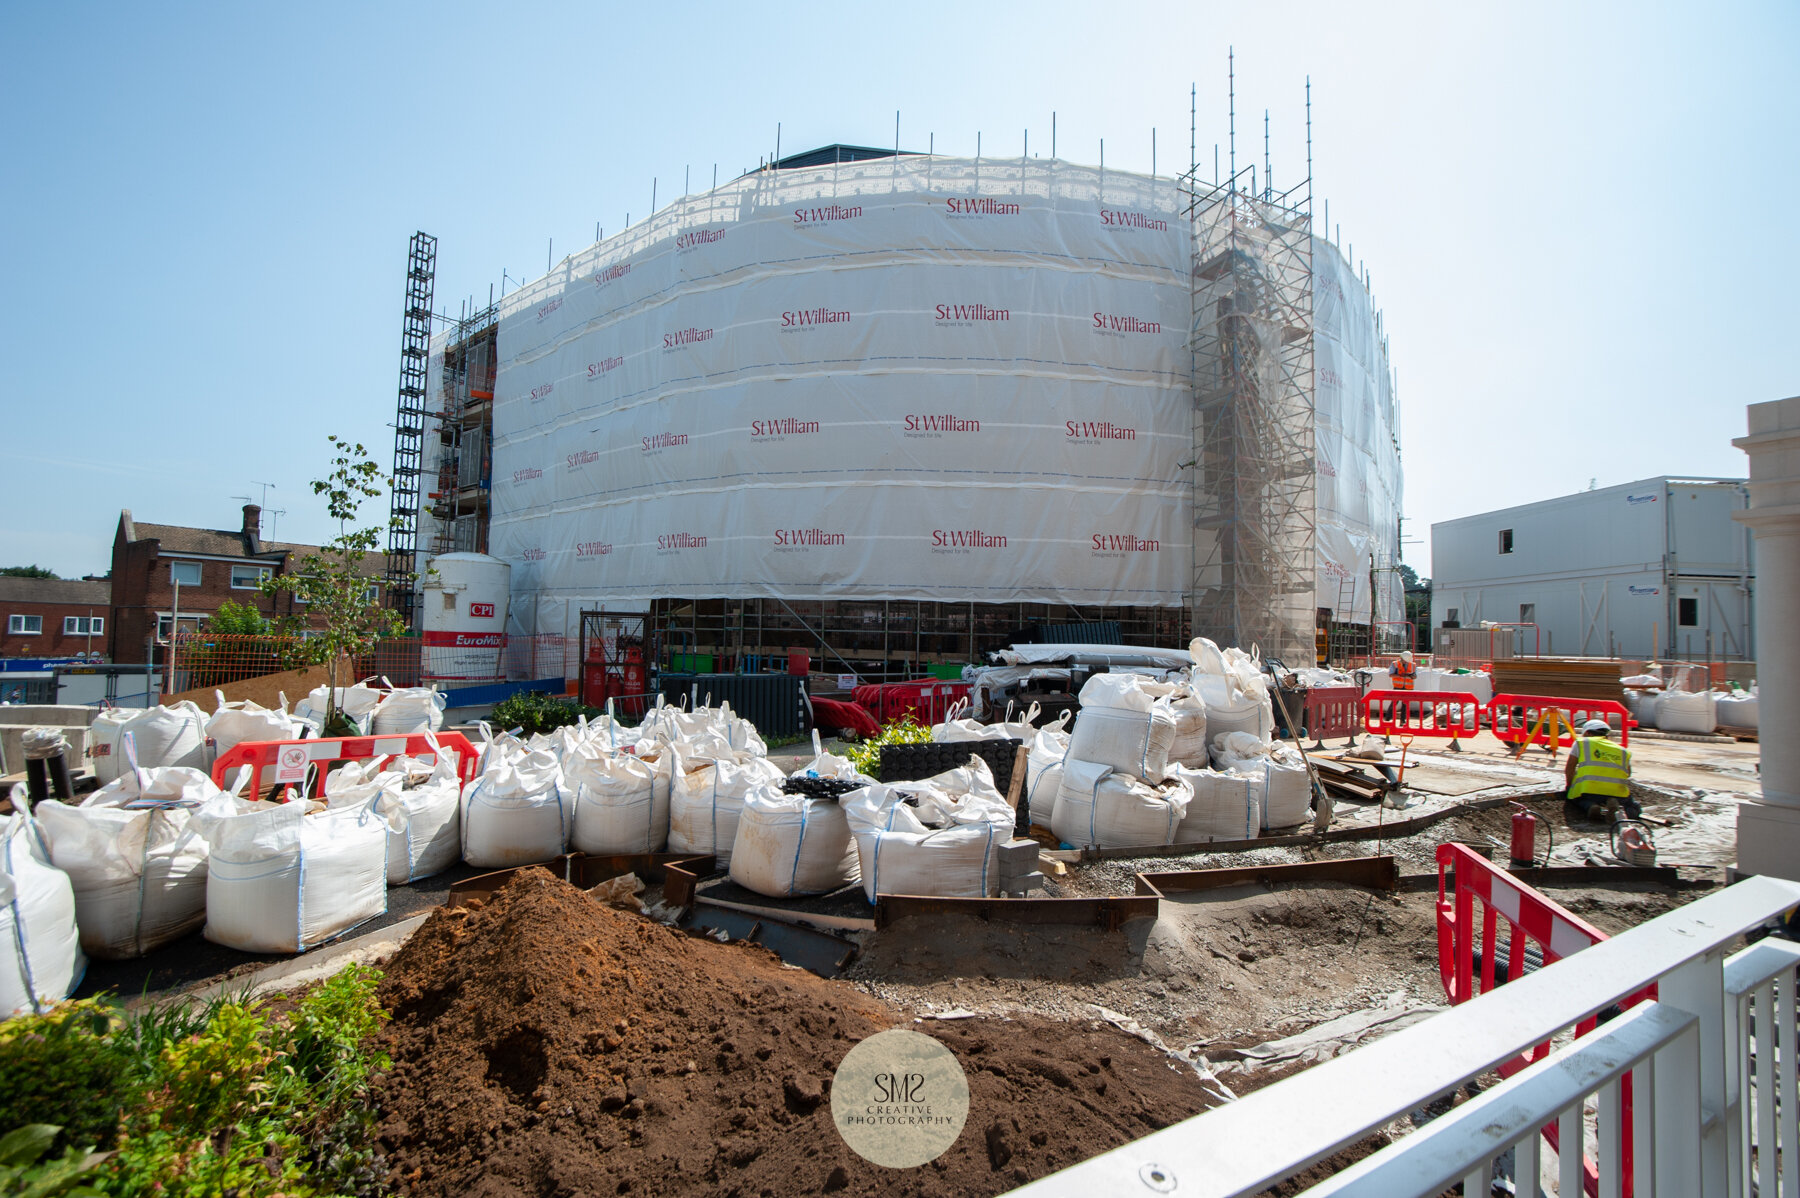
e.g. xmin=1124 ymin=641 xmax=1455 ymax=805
xmin=1659 ymin=951 xmax=1732 ymax=1194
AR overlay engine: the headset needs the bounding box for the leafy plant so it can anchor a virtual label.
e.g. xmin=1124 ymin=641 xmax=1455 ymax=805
xmin=0 ymin=1124 xmax=110 ymax=1197
xmin=490 ymin=689 xmax=601 ymax=736
xmin=0 ymin=1000 xmax=127 ymax=1154
xmin=206 ymin=600 xmax=271 ymax=637
xmin=841 ymin=713 xmax=934 ymax=779
xmin=262 ymin=436 xmax=412 ymax=735
xmin=0 ymin=565 xmax=58 ymax=579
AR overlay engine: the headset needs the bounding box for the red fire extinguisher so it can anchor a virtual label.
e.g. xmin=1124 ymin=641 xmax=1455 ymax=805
xmin=1509 ymin=802 xmax=1540 ymax=869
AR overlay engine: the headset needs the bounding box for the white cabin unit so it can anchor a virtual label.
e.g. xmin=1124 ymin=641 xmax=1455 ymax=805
xmin=1430 ymin=477 xmax=1753 ymax=661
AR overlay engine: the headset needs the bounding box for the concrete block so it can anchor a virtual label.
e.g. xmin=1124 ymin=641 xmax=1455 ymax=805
xmin=0 ymin=705 xmax=98 ymax=729
xmin=1001 ymin=873 xmax=1046 ymax=897
xmin=996 ymin=838 xmax=1040 ymax=874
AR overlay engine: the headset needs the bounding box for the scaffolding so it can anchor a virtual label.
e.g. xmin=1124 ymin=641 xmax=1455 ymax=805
xmin=386 ymin=232 xmax=436 ymax=626
xmin=429 ymin=303 xmax=498 ymax=557
xmin=1184 ymin=162 xmax=1316 ymax=663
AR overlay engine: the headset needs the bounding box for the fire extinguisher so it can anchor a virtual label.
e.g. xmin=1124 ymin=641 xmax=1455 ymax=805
xmin=1509 ymin=802 xmax=1549 ymax=869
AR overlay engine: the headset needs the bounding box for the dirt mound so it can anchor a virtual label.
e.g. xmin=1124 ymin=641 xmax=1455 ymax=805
xmin=373 ymin=868 xmax=1218 ymax=1197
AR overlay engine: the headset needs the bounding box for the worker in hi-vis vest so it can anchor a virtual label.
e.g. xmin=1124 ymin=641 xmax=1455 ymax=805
xmin=1391 ymin=651 xmax=1417 ymax=691
xmin=1564 ymin=719 xmax=1642 ymax=820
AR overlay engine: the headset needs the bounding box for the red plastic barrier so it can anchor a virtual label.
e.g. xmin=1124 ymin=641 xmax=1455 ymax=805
xmin=853 ymin=679 xmax=971 ymax=727
xmin=809 ymin=696 xmax=882 ymax=739
xmin=1437 ymin=843 xmax=1652 ymax=1194
xmin=1361 ymin=690 xmax=1482 ymax=740
xmin=1298 ymin=685 xmax=1362 ymax=743
xmin=1488 ymin=694 xmax=1634 ymax=748
xmin=210 ymin=732 xmax=480 ymax=797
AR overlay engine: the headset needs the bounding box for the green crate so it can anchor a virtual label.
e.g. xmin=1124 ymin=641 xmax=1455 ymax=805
xmin=928 ymin=663 xmax=967 ymax=680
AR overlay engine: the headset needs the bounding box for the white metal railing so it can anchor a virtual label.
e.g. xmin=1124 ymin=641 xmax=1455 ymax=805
xmin=1002 ymin=875 xmax=1800 ymax=1198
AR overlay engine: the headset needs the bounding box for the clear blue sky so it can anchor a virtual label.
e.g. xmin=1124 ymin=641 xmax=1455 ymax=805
xmin=4 ymin=2 xmax=1794 ymax=580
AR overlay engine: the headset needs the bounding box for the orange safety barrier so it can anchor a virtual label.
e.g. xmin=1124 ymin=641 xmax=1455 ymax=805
xmin=1488 ymin=694 xmax=1634 ymax=749
xmin=1360 ymin=689 xmax=1482 ymax=745
xmin=852 ymin=679 xmax=970 ymax=726
xmin=210 ymin=732 xmax=481 ymax=797
xmin=1437 ymin=842 xmax=1652 ymax=1195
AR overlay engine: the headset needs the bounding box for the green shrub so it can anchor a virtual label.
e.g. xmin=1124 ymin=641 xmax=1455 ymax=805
xmin=0 ymin=1123 xmax=110 ymax=1197
xmin=0 ymin=1000 xmax=128 ymax=1154
xmin=490 ymin=688 xmax=605 ymax=736
xmin=841 ymin=714 xmax=934 ymax=779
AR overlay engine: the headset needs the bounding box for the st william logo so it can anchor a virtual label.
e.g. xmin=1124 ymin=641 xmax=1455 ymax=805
xmin=831 ymin=1029 xmax=969 ymax=1168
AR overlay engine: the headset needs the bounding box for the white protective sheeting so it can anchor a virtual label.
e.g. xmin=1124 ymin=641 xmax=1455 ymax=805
xmin=38 ymin=767 xmax=217 ymax=959
xmin=843 ymin=783 xmax=1015 ymax=902
xmin=0 ymin=811 xmax=85 ymax=1013
xmin=1050 ymin=759 xmax=1191 ymax=850
xmin=566 ymin=748 xmax=667 ymax=854
xmin=196 ymin=795 xmax=393 ymax=954
xmin=728 ymin=785 xmax=860 ymax=898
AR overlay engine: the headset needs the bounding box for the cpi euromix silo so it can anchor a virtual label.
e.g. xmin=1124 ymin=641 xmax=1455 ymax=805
xmin=420 ymin=552 xmax=512 ymax=683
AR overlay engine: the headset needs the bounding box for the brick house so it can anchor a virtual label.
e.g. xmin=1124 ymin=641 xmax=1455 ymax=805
xmin=109 ymin=505 xmax=383 ymax=665
xmin=0 ymin=577 xmax=113 ymax=659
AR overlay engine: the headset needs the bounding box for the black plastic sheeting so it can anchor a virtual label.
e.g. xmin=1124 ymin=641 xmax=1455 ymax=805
xmin=657 ymin=672 xmax=807 ymax=736
xmin=1027 ymin=620 xmax=1123 ymax=645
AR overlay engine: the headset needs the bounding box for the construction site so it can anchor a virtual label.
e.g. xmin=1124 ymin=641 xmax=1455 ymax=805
xmin=3 ymin=59 xmax=1798 ymax=1198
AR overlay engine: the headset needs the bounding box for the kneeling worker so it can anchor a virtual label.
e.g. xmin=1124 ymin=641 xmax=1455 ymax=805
xmin=1564 ymin=719 xmax=1641 ymax=821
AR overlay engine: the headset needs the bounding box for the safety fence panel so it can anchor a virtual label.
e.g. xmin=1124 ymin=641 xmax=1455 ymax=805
xmin=1488 ymin=694 xmax=1634 ymax=749
xmin=852 ymin=679 xmax=972 ymax=726
xmin=210 ymin=732 xmax=481 ymax=797
xmin=1436 ymin=842 xmax=1652 ymax=1196
xmin=169 ymin=632 xmax=574 ymax=694
xmin=1298 ymin=685 xmax=1363 ymax=743
xmin=1361 ymin=690 xmax=1482 ymax=740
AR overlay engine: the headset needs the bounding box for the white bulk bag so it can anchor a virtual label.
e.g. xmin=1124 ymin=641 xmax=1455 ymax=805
xmin=1165 ymin=687 xmax=1209 ymax=767
xmin=1363 ymin=668 xmax=1394 ymax=693
xmin=1656 ymin=690 xmax=1717 ymax=735
xmin=789 ymin=731 xmax=878 ymax=785
xmin=566 ymin=746 xmax=666 ymax=854
xmin=1715 ymin=691 xmax=1759 ymax=730
xmin=718 ymin=704 xmax=768 ymax=758
xmin=370 ymin=686 xmax=446 ymax=735
xmin=119 ymin=702 xmax=208 ymax=771
xmin=1216 ymin=742 xmax=1312 ymax=831
xmin=460 ymin=746 xmax=569 ymax=868
xmin=1025 ymin=760 xmax=1064 ymax=829
xmin=1065 ymin=674 xmax=1177 ymax=782
xmin=295 ymin=679 xmax=384 ymax=735
xmin=1465 ymin=672 xmax=1494 ymax=705
xmin=1022 ymin=717 xmax=1073 ymax=828
xmin=933 ymin=700 xmax=1014 ymax=742
xmin=1187 ymin=637 xmax=1228 ymax=677
xmin=729 ymin=785 xmax=860 ymax=897
xmin=1050 ymin=760 xmax=1191 ymax=850
xmin=1194 ymin=674 xmax=1274 ymax=744
xmin=37 ymin=767 xmax=218 ymax=959
xmin=196 ymin=793 xmax=393 ymax=953
xmin=206 ymin=691 xmax=302 ymax=756
xmin=0 ymin=810 xmax=85 ymax=1014
xmin=1169 ymin=766 xmax=1261 ymax=842
xmin=86 ymin=708 xmax=135 ymax=786
xmin=327 ymin=752 xmax=461 ymax=884
xmin=843 ymin=784 xmax=1015 ymax=902
xmin=668 ymin=750 xmax=784 ymax=865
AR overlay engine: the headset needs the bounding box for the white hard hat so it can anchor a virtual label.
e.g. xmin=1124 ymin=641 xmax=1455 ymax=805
xmin=1582 ymin=719 xmax=1611 ymax=735
xmin=1401 ymin=651 xmax=1414 ymax=663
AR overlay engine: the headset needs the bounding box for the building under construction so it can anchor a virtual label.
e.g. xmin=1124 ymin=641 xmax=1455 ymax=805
xmin=389 ymin=131 xmax=1403 ymax=681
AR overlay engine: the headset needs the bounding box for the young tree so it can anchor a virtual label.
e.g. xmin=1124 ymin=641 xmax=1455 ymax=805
xmin=0 ymin=565 xmax=58 ymax=579
xmin=262 ymin=436 xmax=407 ymax=736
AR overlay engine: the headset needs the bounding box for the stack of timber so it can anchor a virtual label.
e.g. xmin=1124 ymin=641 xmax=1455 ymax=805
xmin=1308 ymin=755 xmax=1389 ymax=803
xmin=1488 ymin=658 xmax=1627 ymax=705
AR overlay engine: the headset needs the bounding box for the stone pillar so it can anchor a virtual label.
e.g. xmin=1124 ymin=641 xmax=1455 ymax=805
xmin=1732 ymin=396 xmax=1800 ymax=881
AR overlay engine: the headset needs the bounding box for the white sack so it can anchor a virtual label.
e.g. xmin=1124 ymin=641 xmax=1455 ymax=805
xmin=1187 ymin=637 xmax=1228 ymax=677
xmin=460 ymin=745 xmax=569 ymax=868
xmin=1714 ymin=692 xmax=1758 ymax=730
xmin=667 ymin=750 xmax=784 ymax=865
xmin=789 ymin=730 xmax=878 ymax=785
xmin=195 ymin=793 xmax=393 ymax=953
xmin=1194 ymin=674 xmax=1274 ymax=744
xmin=38 ymin=767 xmax=218 ymax=959
xmin=1022 ymin=717 xmax=1072 ymax=828
xmin=1025 ymin=760 xmax=1064 ymax=829
xmin=1169 ymin=766 xmax=1261 ymax=842
xmin=327 ymin=753 xmax=461 ymax=884
xmin=0 ymin=811 xmax=84 ymax=1014
xmin=1050 ymin=759 xmax=1190 ymax=850
xmin=843 ymin=784 xmax=1015 ymax=902
xmin=118 ymin=702 xmax=208 ymax=771
xmin=295 ymin=680 xmax=384 ymax=735
xmin=1216 ymin=743 xmax=1313 ymax=831
xmin=206 ymin=692 xmax=302 ymax=756
xmin=728 ymin=785 xmax=860 ymax=897
xmin=1065 ymin=674 xmax=1177 ymax=782
xmin=1656 ymin=690 xmax=1717 ymax=735
xmin=86 ymin=708 xmax=136 ymax=786
xmin=566 ymin=747 xmax=666 ymax=854
xmin=370 ymin=686 xmax=446 ymax=735
xmin=1165 ymin=687 xmax=1209 ymax=767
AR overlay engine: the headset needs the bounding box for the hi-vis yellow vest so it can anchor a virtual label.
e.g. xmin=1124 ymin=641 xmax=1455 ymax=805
xmin=1569 ymin=737 xmax=1631 ymax=801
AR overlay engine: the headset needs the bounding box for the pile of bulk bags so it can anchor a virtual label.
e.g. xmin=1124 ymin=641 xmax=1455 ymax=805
xmin=1064 ymin=674 xmax=1177 ymax=781
xmin=1050 ymin=760 xmax=1191 ymax=850
xmin=1212 ymin=732 xmax=1312 ymax=831
xmin=843 ymin=770 xmax=1015 ymax=902
xmin=460 ymin=731 xmax=570 ymax=868
xmin=667 ymin=749 xmax=784 ymax=866
xmin=37 ymin=767 xmax=220 ymax=959
xmin=0 ymin=806 xmax=84 ymax=1013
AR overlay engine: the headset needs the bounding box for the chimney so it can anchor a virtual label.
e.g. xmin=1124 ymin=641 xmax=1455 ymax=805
xmin=242 ymin=504 xmax=262 ymax=552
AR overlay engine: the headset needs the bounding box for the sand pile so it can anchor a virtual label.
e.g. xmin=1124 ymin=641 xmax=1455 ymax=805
xmin=373 ymin=868 xmax=1216 ymax=1197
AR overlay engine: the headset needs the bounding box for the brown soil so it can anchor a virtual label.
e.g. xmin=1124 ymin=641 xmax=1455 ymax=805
xmin=373 ymin=868 xmax=1220 ymax=1197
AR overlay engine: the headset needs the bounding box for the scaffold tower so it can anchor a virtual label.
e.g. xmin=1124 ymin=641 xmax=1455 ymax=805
xmin=386 ymin=231 xmax=437 ymax=627
xmin=1183 ymin=167 xmax=1316 ymax=662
